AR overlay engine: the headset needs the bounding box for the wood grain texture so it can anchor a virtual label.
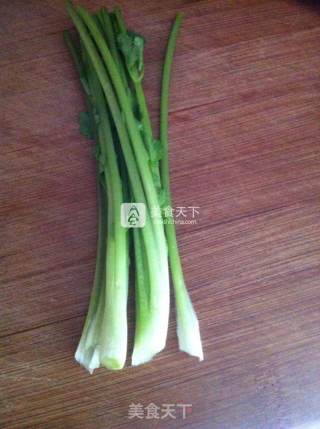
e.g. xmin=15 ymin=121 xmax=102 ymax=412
xmin=1 ymin=0 xmax=320 ymax=428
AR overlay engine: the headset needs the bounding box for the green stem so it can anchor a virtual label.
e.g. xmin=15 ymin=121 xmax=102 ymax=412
xmin=66 ymin=2 xmax=159 ymax=286
xmin=112 ymin=7 xmax=126 ymax=34
xmin=76 ymin=5 xmax=166 ymax=250
xmin=114 ymin=7 xmax=163 ymax=213
xmin=135 ymin=80 xmax=153 ymax=149
xmin=160 ymin=14 xmax=182 ymax=194
xmin=94 ymin=82 xmax=129 ymax=370
xmin=64 ymin=31 xmax=108 ymax=372
xmin=63 ymin=30 xmax=90 ymax=95
xmin=111 ymin=10 xmax=156 ymax=160
xmin=133 ymin=228 xmax=150 ymax=347
xmin=160 ymin=13 xmax=203 ymax=361
xmin=66 ymin=1 xmax=170 ymax=365
xmin=67 ymin=27 xmax=129 ymax=370
xmin=74 ymin=177 xmax=107 ymax=373
xmin=99 ymin=8 xmax=129 ymax=89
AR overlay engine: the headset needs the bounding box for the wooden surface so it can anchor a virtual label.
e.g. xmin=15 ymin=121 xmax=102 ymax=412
xmin=1 ymin=1 xmax=320 ymax=428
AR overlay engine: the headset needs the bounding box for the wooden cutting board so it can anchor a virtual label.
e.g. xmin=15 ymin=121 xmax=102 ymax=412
xmin=1 ymin=1 xmax=320 ymax=428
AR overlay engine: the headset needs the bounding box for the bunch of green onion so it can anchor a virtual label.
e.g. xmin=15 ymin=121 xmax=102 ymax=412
xmin=64 ymin=1 xmax=203 ymax=372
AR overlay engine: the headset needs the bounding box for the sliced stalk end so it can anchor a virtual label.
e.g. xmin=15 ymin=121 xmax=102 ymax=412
xmin=132 ymin=230 xmax=170 ymax=366
xmin=131 ymin=308 xmax=169 ymax=366
xmin=75 ymin=344 xmax=101 ymax=374
xmin=75 ymin=340 xmax=127 ymax=372
xmin=176 ymin=290 xmax=204 ymax=362
xmin=101 ymin=356 xmax=125 ymax=371
xmin=131 ymin=348 xmax=160 ymax=367
xmin=131 ymin=333 xmax=167 ymax=366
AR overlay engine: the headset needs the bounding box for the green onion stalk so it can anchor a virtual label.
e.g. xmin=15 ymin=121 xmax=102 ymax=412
xmin=64 ymin=1 xmax=203 ymax=372
xmin=160 ymin=15 xmax=203 ymax=361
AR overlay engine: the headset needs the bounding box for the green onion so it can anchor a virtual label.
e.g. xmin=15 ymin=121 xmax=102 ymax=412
xmin=64 ymin=2 xmax=203 ymax=372
xmin=160 ymin=14 xmax=203 ymax=361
